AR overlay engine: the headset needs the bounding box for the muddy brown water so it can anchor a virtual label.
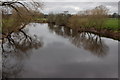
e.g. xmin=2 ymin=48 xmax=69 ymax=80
xmin=2 ymin=23 xmax=119 ymax=78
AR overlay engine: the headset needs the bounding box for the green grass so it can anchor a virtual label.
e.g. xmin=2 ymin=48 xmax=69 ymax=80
xmin=104 ymin=18 xmax=119 ymax=30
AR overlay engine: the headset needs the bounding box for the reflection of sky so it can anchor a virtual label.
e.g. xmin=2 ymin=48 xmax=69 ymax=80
xmin=41 ymin=2 xmax=118 ymax=14
xmin=19 ymin=23 xmax=118 ymax=78
xmin=26 ymin=23 xmax=70 ymax=47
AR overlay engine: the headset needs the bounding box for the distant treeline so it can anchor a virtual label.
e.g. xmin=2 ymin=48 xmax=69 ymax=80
xmin=108 ymin=13 xmax=120 ymax=18
xmin=44 ymin=12 xmax=120 ymax=18
xmin=3 ymin=12 xmax=119 ymax=20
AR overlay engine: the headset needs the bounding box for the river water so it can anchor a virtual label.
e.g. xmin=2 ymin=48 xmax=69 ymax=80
xmin=2 ymin=23 xmax=119 ymax=78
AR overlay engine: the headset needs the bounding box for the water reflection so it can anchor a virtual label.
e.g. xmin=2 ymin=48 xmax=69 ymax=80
xmin=2 ymin=23 xmax=43 ymax=78
xmin=2 ymin=23 xmax=118 ymax=78
xmin=48 ymin=23 xmax=109 ymax=57
xmin=2 ymin=29 xmax=42 ymax=53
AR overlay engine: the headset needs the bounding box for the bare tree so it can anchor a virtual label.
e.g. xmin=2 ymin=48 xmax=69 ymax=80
xmin=91 ymin=5 xmax=109 ymax=29
xmin=1 ymin=0 xmax=43 ymax=19
xmin=1 ymin=0 xmax=44 ymax=38
xmin=69 ymin=5 xmax=109 ymax=30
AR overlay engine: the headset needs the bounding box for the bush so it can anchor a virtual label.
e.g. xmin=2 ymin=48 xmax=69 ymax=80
xmin=68 ymin=5 xmax=109 ymax=30
xmin=48 ymin=13 xmax=70 ymax=26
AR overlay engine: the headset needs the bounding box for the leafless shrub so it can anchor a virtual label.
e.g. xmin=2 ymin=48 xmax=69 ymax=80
xmin=68 ymin=5 xmax=109 ymax=30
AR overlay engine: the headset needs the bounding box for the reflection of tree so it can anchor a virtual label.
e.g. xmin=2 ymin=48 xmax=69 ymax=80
xmin=48 ymin=24 xmax=109 ymax=57
xmin=71 ymin=32 xmax=109 ymax=57
xmin=2 ymin=53 xmax=24 ymax=78
xmin=48 ymin=23 xmax=72 ymax=38
xmin=3 ymin=30 xmax=42 ymax=52
xmin=1 ymin=2 xmax=44 ymax=77
xmin=2 ymin=23 xmax=43 ymax=78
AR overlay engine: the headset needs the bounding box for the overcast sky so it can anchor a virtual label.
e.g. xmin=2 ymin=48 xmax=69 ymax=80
xmin=1 ymin=0 xmax=119 ymax=14
xmin=41 ymin=2 xmax=119 ymax=14
xmin=42 ymin=0 xmax=119 ymax=2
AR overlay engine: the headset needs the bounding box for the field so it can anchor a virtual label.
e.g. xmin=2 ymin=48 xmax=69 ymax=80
xmin=104 ymin=18 xmax=119 ymax=30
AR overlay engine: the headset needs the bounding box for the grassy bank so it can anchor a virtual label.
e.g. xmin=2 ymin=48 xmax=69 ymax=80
xmin=103 ymin=18 xmax=119 ymax=30
xmin=1 ymin=17 xmax=120 ymax=40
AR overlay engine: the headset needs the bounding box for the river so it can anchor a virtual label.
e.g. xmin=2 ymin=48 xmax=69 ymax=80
xmin=2 ymin=23 xmax=119 ymax=78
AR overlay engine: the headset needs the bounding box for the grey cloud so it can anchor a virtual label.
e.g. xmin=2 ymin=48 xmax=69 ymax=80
xmin=43 ymin=0 xmax=119 ymax=2
xmin=42 ymin=2 xmax=118 ymax=14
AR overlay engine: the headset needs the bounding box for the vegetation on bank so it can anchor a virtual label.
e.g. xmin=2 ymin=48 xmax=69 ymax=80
xmin=47 ymin=5 xmax=119 ymax=32
xmin=1 ymin=1 xmax=43 ymax=34
xmin=47 ymin=12 xmax=71 ymax=25
xmin=2 ymin=16 xmax=119 ymax=32
xmin=1 ymin=3 xmax=119 ymax=39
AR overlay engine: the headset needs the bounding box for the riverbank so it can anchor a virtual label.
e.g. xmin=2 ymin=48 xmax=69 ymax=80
xmin=76 ymin=27 xmax=120 ymax=41
xmin=73 ymin=18 xmax=120 ymax=41
xmin=2 ymin=18 xmax=120 ymax=41
xmin=47 ymin=17 xmax=119 ymax=41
